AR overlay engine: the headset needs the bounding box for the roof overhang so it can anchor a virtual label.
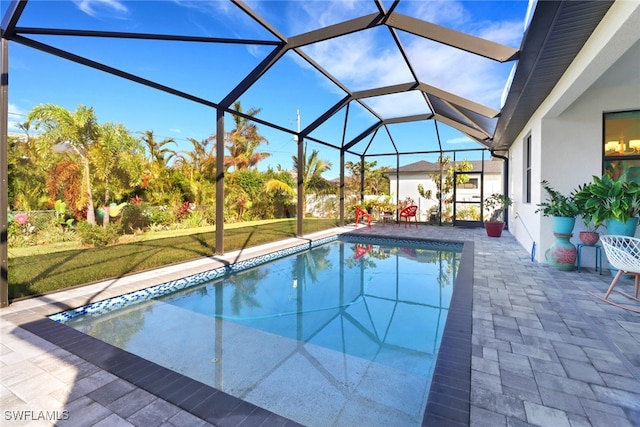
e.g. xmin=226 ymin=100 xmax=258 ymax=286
xmin=492 ymin=1 xmax=614 ymax=151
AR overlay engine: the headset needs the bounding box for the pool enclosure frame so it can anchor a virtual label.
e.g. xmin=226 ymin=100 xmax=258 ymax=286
xmin=0 ymin=0 xmax=613 ymax=307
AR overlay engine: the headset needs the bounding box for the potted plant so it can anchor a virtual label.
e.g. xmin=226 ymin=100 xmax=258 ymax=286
xmin=357 ymin=199 xmax=376 ymax=214
xmin=484 ymin=193 xmax=513 ymax=237
xmin=574 ymin=174 xmax=640 ymax=275
xmin=535 ymin=180 xmax=579 ymax=234
xmin=573 ymin=200 xmax=602 ymax=245
xmin=573 ymin=174 xmax=640 ymax=236
xmin=576 ymin=217 xmax=602 ymax=245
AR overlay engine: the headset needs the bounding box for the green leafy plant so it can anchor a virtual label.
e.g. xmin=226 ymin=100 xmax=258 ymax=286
xmin=573 ymin=174 xmax=640 ymax=227
xmin=484 ymin=193 xmax=513 ymax=223
xmin=356 ymin=199 xmax=376 ymax=213
xmin=120 ymin=203 xmax=150 ymax=234
xmin=76 ymin=222 xmax=121 ymax=247
xmin=146 ymin=205 xmax=173 ymax=227
xmin=535 ymin=180 xmax=579 ymax=217
xmin=54 ymin=200 xmax=74 ymax=228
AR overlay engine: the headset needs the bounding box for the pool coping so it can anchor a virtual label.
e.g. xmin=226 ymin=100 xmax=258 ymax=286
xmin=2 ymin=228 xmax=473 ymax=426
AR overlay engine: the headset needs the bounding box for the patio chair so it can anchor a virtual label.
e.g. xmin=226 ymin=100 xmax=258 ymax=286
xmin=354 ymin=243 xmax=371 ymax=260
xmin=592 ymin=235 xmax=640 ymax=313
xmin=399 ymin=205 xmax=418 ymax=228
xmin=354 ymin=206 xmax=371 ymax=228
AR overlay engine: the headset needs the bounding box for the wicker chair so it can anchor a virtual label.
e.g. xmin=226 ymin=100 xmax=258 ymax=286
xmin=594 ymin=235 xmax=640 ymax=313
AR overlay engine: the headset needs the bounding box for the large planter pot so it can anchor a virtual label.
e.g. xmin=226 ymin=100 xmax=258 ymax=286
xmin=485 ymin=221 xmax=505 ymax=237
xmin=552 ymin=216 xmax=576 ymax=235
xmin=606 ymin=217 xmax=638 ymax=236
xmin=605 ymin=217 xmax=638 ymax=276
xmin=545 ymin=233 xmax=577 ymax=271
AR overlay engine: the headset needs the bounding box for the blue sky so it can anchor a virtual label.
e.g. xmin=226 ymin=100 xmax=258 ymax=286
xmin=4 ymin=0 xmax=532 ymax=174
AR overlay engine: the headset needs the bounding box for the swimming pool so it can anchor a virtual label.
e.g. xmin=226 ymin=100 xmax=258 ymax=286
xmin=50 ymin=234 xmax=471 ymax=426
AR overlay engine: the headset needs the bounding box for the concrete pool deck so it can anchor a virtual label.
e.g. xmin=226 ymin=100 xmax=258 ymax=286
xmin=1 ymin=225 xmax=639 ymax=426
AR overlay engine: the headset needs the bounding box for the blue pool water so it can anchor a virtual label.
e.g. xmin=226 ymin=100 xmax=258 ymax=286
xmin=56 ymin=236 xmax=462 ymax=426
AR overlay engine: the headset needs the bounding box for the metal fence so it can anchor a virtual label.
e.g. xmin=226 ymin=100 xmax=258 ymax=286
xmin=8 ymin=210 xmax=56 ymax=233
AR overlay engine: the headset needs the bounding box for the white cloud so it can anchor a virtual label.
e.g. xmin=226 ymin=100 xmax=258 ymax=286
xmin=287 ymin=1 xmax=523 ymax=113
xmin=361 ymin=91 xmax=431 ymax=119
xmin=405 ymin=16 xmax=524 ymax=109
xmin=7 ymin=103 xmax=27 ymax=133
xmin=447 ymin=136 xmax=474 ymax=145
xmin=173 ymin=0 xmax=234 ymax=17
xmin=73 ymin=0 xmax=128 ymax=18
xmin=299 ymin=26 xmax=417 ymax=95
xmin=411 ymin=1 xmax=469 ymax=26
xmin=479 ymin=20 xmax=526 ymax=49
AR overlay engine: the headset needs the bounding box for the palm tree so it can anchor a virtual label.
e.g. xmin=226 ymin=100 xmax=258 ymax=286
xmin=139 ymin=130 xmax=178 ymax=203
xmin=224 ymin=101 xmax=270 ymax=171
xmin=174 ymin=135 xmax=216 ymax=205
xmin=27 ymin=104 xmax=101 ymax=224
xmin=345 ymin=160 xmax=389 ymax=196
xmin=265 ymin=147 xmax=332 ymax=218
xmin=293 ymin=147 xmax=333 ymax=216
xmin=140 ymin=130 xmax=176 ymax=168
xmin=91 ymin=123 xmax=144 ymax=226
xmin=8 ymin=121 xmax=51 ymax=210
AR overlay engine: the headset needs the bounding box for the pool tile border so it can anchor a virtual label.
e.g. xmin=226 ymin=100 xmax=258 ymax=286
xmin=49 ymin=235 xmax=338 ymax=323
xmin=16 ymin=235 xmax=473 ymax=426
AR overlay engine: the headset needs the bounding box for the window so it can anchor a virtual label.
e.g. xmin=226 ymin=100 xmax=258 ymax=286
xmin=603 ymin=110 xmax=640 ymax=181
xmin=457 ymin=178 xmax=479 ymax=189
xmin=524 ymin=133 xmax=531 ymax=203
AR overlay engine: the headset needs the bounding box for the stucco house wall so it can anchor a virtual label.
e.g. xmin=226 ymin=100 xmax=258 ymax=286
xmin=507 ymin=0 xmax=640 ymax=266
xmin=386 ymin=160 xmax=503 ymax=221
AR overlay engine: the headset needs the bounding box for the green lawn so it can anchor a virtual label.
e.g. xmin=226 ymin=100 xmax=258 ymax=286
xmin=8 ymin=218 xmax=338 ymax=300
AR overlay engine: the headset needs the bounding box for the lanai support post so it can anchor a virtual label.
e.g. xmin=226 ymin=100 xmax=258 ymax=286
xmin=339 ymin=148 xmax=345 ymax=227
xmin=396 ymin=154 xmax=400 ymax=220
xmin=215 ymin=108 xmax=224 ymax=255
xmin=1 ymin=39 xmax=9 ymax=307
xmin=359 ymin=155 xmax=365 ymax=203
xmin=296 ymin=135 xmax=304 ymax=237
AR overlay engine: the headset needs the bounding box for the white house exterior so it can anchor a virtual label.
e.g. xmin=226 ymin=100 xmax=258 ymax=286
xmin=505 ymin=1 xmax=640 ymax=267
xmin=385 ymin=159 xmax=503 ymax=221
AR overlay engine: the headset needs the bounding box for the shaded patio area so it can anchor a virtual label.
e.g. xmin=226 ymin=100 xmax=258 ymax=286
xmin=1 ymin=225 xmax=639 ymax=426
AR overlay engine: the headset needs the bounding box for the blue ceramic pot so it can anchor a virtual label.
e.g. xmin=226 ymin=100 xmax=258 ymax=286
xmin=606 ymin=217 xmax=638 ymax=236
xmin=552 ymin=216 xmax=576 ymax=235
xmin=605 ymin=217 xmax=638 ymax=276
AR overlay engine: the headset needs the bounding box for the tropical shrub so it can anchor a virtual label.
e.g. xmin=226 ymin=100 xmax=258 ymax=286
xmin=174 ymin=201 xmax=194 ymax=221
xmin=76 ymin=222 xmax=121 ymax=247
xmin=35 ymin=224 xmax=79 ymax=245
xmin=197 ymin=205 xmax=216 ymax=225
xmin=120 ymin=203 xmax=149 ymax=234
xmin=177 ymin=210 xmax=210 ymax=229
xmin=54 ymin=200 xmax=75 ymax=228
xmin=146 ymin=205 xmax=173 ymax=227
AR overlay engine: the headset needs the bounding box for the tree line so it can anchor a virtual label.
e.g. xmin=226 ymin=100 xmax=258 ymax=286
xmin=8 ymin=102 xmax=391 ymax=233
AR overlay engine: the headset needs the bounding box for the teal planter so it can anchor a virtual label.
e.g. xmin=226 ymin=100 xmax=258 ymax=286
xmin=552 ymin=216 xmax=576 ymax=235
xmin=606 ymin=217 xmax=638 ymax=236
xmin=545 ymin=233 xmax=577 ymax=271
xmin=605 ymin=217 xmax=638 ymax=276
